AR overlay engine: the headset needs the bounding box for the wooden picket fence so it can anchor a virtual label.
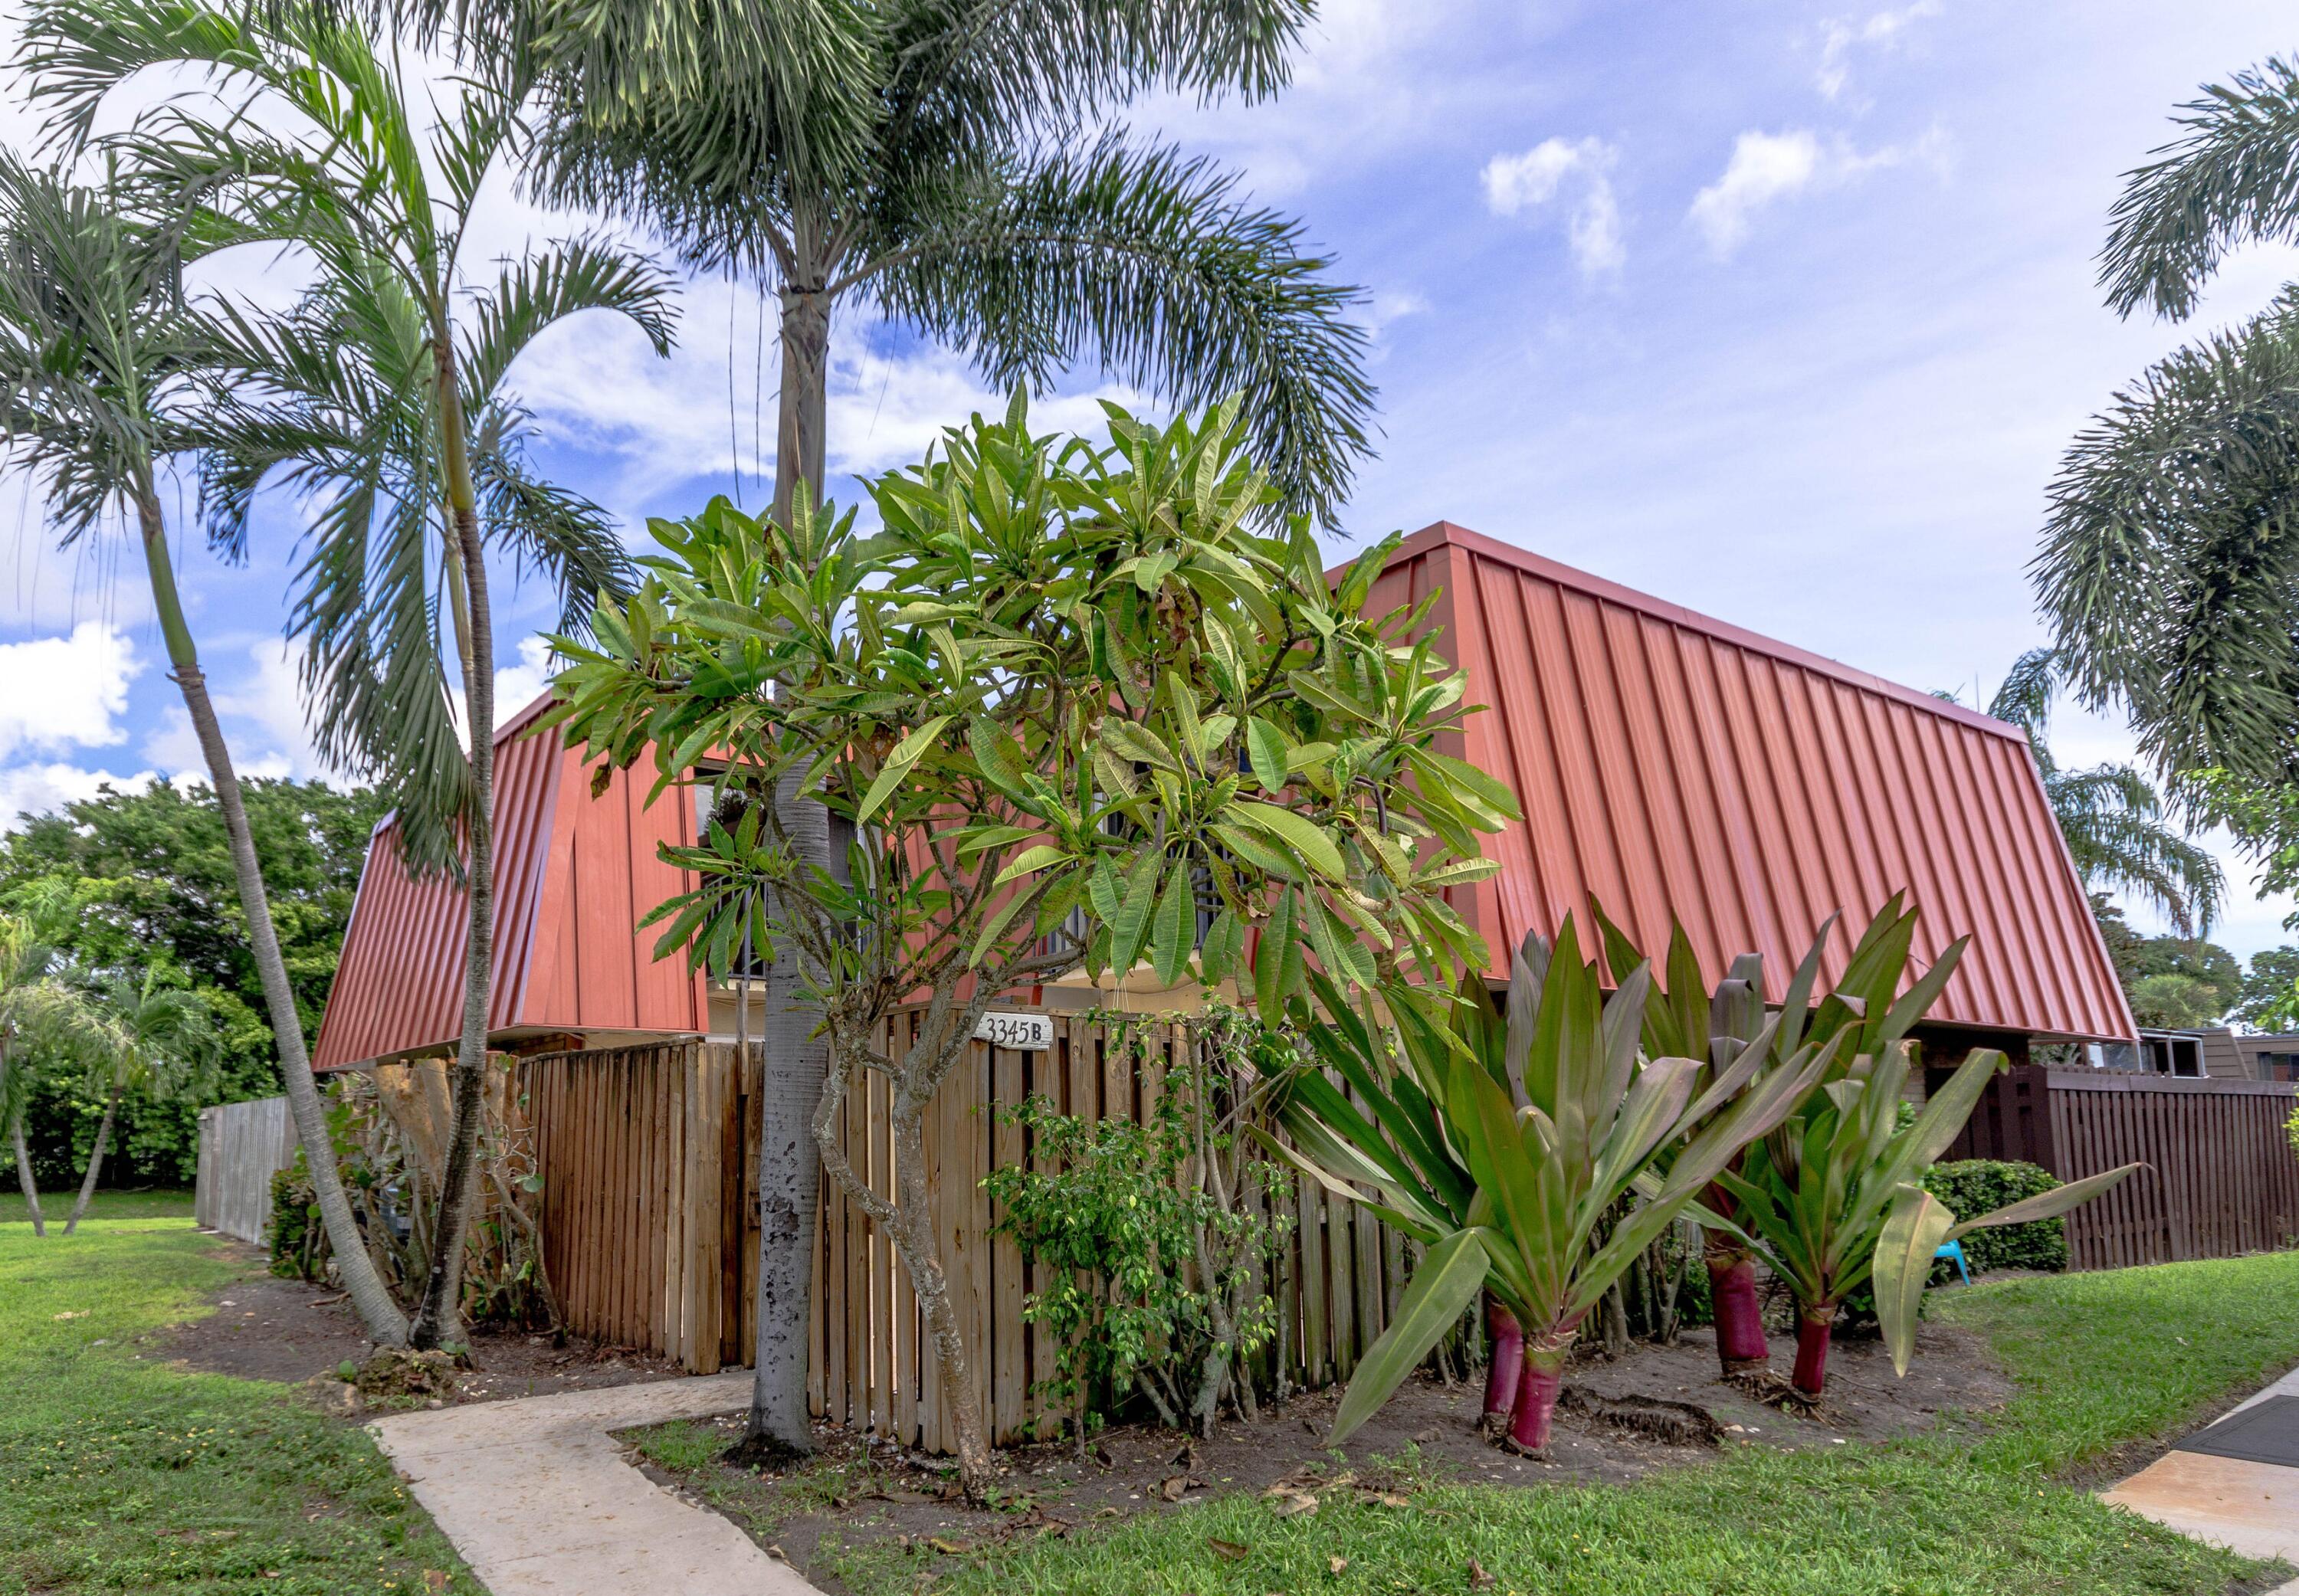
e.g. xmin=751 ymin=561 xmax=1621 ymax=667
xmin=1943 ymin=1066 xmax=2299 ymax=1271
xmin=194 ymin=1096 xmax=297 ymax=1246
xmin=517 ymin=1014 xmax=1402 ymax=1448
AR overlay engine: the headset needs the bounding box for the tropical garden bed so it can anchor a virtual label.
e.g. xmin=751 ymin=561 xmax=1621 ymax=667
xmin=621 ymin=1252 xmax=2299 ymax=1596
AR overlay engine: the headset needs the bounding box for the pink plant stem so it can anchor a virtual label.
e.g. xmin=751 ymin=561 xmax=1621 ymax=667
xmin=1792 ymin=1306 xmax=1835 ymax=1396
xmin=1507 ymin=1352 xmax=1565 ymax=1453
xmin=1484 ymin=1299 xmax=1523 ymax=1422
xmin=1708 ymin=1253 xmax=1769 ymax=1370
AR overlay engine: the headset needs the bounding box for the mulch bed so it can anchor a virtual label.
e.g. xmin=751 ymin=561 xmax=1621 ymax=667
xmin=622 ymin=1316 xmax=2011 ymax=1591
xmin=145 ymin=1234 xmax=683 ymax=1404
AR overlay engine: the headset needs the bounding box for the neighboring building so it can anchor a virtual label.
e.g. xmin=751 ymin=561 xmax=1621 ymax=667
xmin=2111 ymin=1027 xmax=2299 ymax=1082
xmin=313 ymin=520 xmax=2136 ymax=1073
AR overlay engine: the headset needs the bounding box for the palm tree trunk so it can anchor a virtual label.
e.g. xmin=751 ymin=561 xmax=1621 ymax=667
xmin=410 ymin=346 xmax=498 ymax=1352
xmin=63 ymin=1079 xmax=122 ymax=1236
xmin=735 ymin=773 xmax=828 ymax=1460
xmin=771 ymin=287 xmax=831 ymax=528
xmin=135 ymin=491 xmax=406 ymax=1342
xmin=733 ymin=280 xmax=835 ymax=1453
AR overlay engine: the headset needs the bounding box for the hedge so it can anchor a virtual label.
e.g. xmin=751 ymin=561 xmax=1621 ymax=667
xmin=1923 ymin=1159 xmax=2067 ymax=1275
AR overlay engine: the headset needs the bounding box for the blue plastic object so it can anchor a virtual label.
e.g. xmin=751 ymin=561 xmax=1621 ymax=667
xmin=1934 ymin=1237 xmax=1971 ymax=1286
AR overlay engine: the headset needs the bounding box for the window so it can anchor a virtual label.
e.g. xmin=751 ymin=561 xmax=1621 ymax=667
xmin=2141 ymin=1035 xmax=2202 ymax=1077
xmin=2252 ymin=1050 xmax=2299 ymax=1083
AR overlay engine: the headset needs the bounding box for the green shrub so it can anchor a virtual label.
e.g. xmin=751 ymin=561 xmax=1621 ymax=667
xmin=1924 ymin=1159 xmax=2067 ymax=1273
xmin=266 ymin=1165 xmax=322 ymax=1280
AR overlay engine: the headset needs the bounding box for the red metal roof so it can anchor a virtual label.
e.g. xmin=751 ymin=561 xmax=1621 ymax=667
xmin=1374 ymin=522 xmax=2134 ymax=1043
xmin=311 ymin=692 xmax=710 ymax=1070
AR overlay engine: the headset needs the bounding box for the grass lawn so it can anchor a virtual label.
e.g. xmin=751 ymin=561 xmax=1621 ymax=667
xmin=1 ymin=1186 xmax=195 ymax=1224
xmin=789 ymin=1253 xmax=2299 ymax=1595
xmin=0 ymin=1217 xmax=468 ymax=1595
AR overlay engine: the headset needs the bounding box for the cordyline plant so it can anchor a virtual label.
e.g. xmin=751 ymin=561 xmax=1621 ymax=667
xmin=1704 ymin=1035 xmax=2139 ymax=1398
xmin=546 ymin=396 xmax=1514 ymax=1498
xmin=1587 ymin=895 xmax=1968 ymax=1380
xmin=1264 ymin=966 xmax=1517 ymax=1431
xmin=1286 ymin=916 xmax=1835 ymax=1455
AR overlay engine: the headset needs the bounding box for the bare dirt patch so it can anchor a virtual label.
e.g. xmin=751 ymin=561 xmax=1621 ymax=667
xmin=146 ymin=1234 xmax=683 ymax=1404
xmin=621 ymin=1318 xmax=2010 ymax=1594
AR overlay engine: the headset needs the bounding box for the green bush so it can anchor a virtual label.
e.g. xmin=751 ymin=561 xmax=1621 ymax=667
xmin=266 ymin=1165 xmax=323 ymax=1280
xmin=1923 ymin=1159 xmax=2067 ymax=1274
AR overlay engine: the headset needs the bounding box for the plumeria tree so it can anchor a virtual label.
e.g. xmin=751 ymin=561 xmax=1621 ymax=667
xmin=549 ymin=397 xmax=1515 ymax=1494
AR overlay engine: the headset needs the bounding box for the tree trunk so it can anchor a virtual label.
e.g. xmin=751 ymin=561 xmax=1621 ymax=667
xmin=134 ymin=492 xmax=405 ymax=1342
xmin=813 ymin=1033 xmax=993 ymax=1500
xmin=63 ymin=1079 xmax=122 ymax=1236
xmin=1482 ymin=1298 xmax=1523 ymax=1431
xmin=740 ymin=278 xmax=836 ymax=1453
xmin=9 ymin=1109 xmax=43 ymax=1239
xmin=894 ymin=1102 xmax=993 ymax=1497
xmin=410 ymin=352 xmax=498 ymax=1350
xmin=736 ymin=772 xmax=828 ymax=1460
xmin=1791 ymin=1304 xmax=1835 ymax=1398
xmin=1506 ymin=1348 xmax=1566 ymax=1455
xmin=772 ymin=286 xmax=831 ymax=528
xmin=1707 ymin=1245 xmax=1769 ymax=1372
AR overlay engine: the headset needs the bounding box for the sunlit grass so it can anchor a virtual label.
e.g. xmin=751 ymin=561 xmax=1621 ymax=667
xmin=805 ymin=1251 xmax=2299 ymax=1596
xmin=0 ymin=1218 xmax=467 ymax=1594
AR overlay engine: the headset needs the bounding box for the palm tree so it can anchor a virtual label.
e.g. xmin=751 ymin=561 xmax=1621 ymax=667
xmin=470 ymin=0 xmax=1373 ymax=1457
xmin=63 ymin=971 xmax=218 ymax=1235
xmin=2035 ymin=57 xmax=2299 ymax=795
xmin=1988 ymin=648 xmax=2224 ymax=938
xmin=24 ymin=0 xmax=672 ymax=1346
xmin=0 ymin=154 xmax=402 ymax=1329
xmin=501 ymin=0 xmax=1373 ymax=529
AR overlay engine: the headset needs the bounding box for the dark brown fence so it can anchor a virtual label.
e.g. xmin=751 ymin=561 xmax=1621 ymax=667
xmin=1936 ymin=1065 xmax=2299 ymax=1271
xmin=518 ymin=1017 xmax=1401 ymax=1449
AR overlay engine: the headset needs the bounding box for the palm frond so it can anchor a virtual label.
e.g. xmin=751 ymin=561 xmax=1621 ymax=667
xmin=866 ymin=133 xmax=1373 ymax=525
xmin=2032 ymin=290 xmax=2299 ymax=787
xmin=2101 ymin=55 xmax=2299 ymax=320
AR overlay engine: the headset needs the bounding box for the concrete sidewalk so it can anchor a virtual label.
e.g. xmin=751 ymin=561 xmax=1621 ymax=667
xmin=2103 ymin=1363 xmax=2299 ymax=1586
xmin=368 ymin=1371 xmax=818 ymax=1596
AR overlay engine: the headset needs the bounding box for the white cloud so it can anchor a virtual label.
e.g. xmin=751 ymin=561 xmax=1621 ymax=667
xmin=0 ymin=762 xmax=162 ymax=831
xmin=517 ymin=287 xmax=1142 ymax=511
xmin=0 ymin=622 xmax=140 ymax=760
xmin=1688 ymin=127 xmax=1946 ymax=257
xmin=1482 ymin=137 xmax=1625 ymax=278
xmin=492 ymin=634 xmax=559 ymax=720
xmin=1817 ymin=1 xmax=1942 ymax=102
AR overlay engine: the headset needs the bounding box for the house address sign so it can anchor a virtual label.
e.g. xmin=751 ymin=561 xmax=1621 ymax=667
xmin=972 ymin=1011 xmax=1055 ymax=1050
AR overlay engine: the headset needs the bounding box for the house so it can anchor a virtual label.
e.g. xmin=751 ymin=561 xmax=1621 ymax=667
xmin=313 ymin=519 xmax=2134 ymax=1076
xmin=2108 ymin=1027 xmax=2299 ymax=1082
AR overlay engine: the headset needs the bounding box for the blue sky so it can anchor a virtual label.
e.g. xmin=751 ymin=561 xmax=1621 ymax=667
xmin=5 ymin=0 xmax=2299 ymax=959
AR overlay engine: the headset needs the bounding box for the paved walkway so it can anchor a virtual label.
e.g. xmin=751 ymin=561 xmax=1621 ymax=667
xmin=367 ymin=1371 xmax=818 ymax=1596
xmin=2103 ymin=1363 xmax=2299 ymax=1588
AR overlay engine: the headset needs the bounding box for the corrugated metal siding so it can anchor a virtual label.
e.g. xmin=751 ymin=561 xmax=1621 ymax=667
xmin=1371 ymin=523 xmax=2133 ymax=1043
xmin=312 ymin=693 xmax=708 ymax=1070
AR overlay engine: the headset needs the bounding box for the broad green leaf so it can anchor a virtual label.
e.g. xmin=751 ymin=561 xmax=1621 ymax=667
xmin=1248 ymin=716 xmax=1290 ymax=793
xmin=1109 ymin=850 xmax=1165 ymax=974
xmin=993 ymin=844 xmax=1071 ymax=885
xmin=1873 ymin=1185 xmax=1955 ymax=1376
xmin=1200 ymin=908 xmax=1246 ymax=985
xmin=969 ymin=718 xmax=1034 ymax=799
xmin=1330 ymin=1229 xmax=1491 ymax=1444
xmin=1947 ymin=1162 xmax=2143 ymax=1237
xmin=1149 ymin=860 xmax=1195 ymax=986
xmin=1227 ymin=800 xmax=1346 ymax=880
xmin=856 ymin=715 xmax=951 ymax=821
